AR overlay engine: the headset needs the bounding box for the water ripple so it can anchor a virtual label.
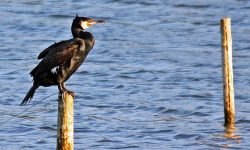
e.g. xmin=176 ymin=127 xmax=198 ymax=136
xmin=0 ymin=0 xmax=250 ymax=149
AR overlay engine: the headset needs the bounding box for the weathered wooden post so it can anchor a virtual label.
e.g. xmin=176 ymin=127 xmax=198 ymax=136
xmin=57 ymin=92 xmax=74 ymax=150
xmin=220 ymin=18 xmax=235 ymax=125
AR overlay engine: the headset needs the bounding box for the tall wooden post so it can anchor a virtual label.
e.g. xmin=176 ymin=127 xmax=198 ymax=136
xmin=57 ymin=92 xmax=74 ymax=150
xmin=220 ymin=18 xmax=235 ymax=125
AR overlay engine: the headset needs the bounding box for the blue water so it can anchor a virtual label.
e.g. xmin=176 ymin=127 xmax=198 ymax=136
xmin=1 ymin=0 xmax=250 ymax=149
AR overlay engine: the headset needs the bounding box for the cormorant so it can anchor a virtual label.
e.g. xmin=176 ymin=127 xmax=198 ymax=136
xmin=21 ymin=15 xmax=105 ymax=105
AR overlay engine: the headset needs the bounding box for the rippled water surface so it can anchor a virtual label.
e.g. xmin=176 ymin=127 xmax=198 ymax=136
xmin=1 ymin=0 xmax=250 ymax=149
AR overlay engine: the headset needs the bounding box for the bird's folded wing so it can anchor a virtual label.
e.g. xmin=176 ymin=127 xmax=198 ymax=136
xmin=30 ymin=39 xmax=82 ymax=77
xmin=37 ymin=40 xmax=72 ymax=59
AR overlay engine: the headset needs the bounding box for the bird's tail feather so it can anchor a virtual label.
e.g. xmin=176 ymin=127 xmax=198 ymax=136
xmin=21 ymin=85 xmax=39 ymax=105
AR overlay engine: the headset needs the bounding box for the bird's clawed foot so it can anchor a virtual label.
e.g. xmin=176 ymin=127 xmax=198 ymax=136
xmin=60 ymin=90 xmax=75 ymax=99
xmin=66 ymin=90 xmax=75 ymax=99
xmin=58 ymin=83 xmax=75 ymax=99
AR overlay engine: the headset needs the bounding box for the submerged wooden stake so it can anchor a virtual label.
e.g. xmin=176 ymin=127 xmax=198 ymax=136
xmin=57 ymin=92 xmax=74 ymax=150
xmin=220 ymin=18 xmax=235 ymax=125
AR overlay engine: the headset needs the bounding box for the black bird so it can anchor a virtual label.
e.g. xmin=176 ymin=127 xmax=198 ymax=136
xmin=21 ymin=15 xmax=105 ymax=105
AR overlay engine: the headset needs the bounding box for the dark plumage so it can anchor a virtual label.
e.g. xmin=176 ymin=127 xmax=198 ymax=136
xmin=21 ymin=15 xmax=105 ymax=105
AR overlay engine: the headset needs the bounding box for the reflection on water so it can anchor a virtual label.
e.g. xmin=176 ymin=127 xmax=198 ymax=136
xmin=196 ymin=124 xmax=241 ymax=149
xmin=224 ymin=124 xmax=240 ymax=142
xmin=219 ymin=124 xmax=241 ymax=149
xmin=0 ymin=0 xmax=250 ymax=149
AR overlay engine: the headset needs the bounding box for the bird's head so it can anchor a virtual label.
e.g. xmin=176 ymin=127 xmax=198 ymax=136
xmin=72 ymin=14 xmax=105 ymax=30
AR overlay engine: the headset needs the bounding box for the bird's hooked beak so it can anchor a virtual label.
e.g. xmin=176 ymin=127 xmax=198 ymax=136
xmin=80 ymin=19 xmax=105 ymax=30
xmin=89 ymin=19 xmax=106 ymax=25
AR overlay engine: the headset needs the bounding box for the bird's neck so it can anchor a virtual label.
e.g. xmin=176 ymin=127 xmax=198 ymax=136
xmin=71 ymin=28 xmax=94 ymax=40
xmin=71 ymin=28 xmax=95 ymax=49
xmin=80 ymin=31 xmax=95 ymax=50
xmin=79 ymin=31 xmax=94 ymax=40
xmin=71 ymin=28 xmax=82 ymax=38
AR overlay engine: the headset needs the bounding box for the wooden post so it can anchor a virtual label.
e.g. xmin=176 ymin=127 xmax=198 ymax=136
xmin=220 ymin=18 xmax=235 ymax=125
xmin=57 ymin=92 xmax=74 ymax=150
